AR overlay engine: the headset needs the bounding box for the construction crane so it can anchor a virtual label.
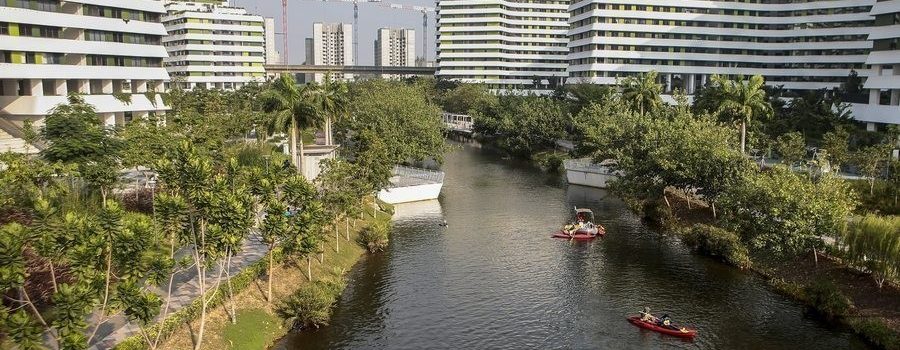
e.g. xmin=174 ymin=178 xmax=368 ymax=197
xmin=283 ymin=0 xmax=435 ymax=65
xmin=282 ymin=0 xmax=289 ymax=63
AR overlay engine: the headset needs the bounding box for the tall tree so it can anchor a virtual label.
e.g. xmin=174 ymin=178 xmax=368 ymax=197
xmin=40 ymin=94 xmax=122 ymax=204
xmin=774 ymin=132 xmax=807 ymax=168
xmin=620 ymin=71 xmax=662 ymax=117
xmin=854 ymin=144 xmax=892 ymax=195
xmin=261 ymin=75 xmax=323 ymax=173
xmin=822 ymin=126 xmax=851 ymax=173
xmin=307 ymin=74 xmax=350 ymax=145
xmin=715 ymin=75 xmax=772 ymax=154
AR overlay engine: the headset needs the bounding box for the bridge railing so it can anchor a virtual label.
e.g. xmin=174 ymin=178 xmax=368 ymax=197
xmin=563 ymin=158 xmax=618 ymax=175
xmin=386 ymin=166 xmax=445 ymax=188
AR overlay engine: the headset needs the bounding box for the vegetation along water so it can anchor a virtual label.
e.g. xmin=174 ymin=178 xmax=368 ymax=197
xmin=2 ymin=72 xmax=899 ymax=350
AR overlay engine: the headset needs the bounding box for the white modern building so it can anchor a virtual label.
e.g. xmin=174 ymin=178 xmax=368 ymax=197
xmin=375 ymin=28 xmax=416 ymax=67
xmin=855 ymin=0 xmax=900 ymax=127
xmin=162 ymin=0 xmax=277 ymax=90
xmin=307 ymin=22 xmax=354 ymax=82
xmin=436 ymin=0 xmax=570 ymax=90
xmin=566 ymin=0 xmax=874 ymax=94
xmin=0 ymin=0 xmax=170 ymax=154
xmin=375 ymin=28 xmax=416 ymax=79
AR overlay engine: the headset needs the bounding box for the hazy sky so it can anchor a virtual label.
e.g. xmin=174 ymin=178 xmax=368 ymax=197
xmin=230 ymin=0 xmax=437 ymax=65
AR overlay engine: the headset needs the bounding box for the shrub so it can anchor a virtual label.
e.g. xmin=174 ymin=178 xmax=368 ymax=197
xmin=276 ymin=282 xmax=336 ymax=331
xmin=681 ymin=224 xmax=751 ymax=269
xmin=121 ymin=188 xmax=154 ymax=214
xmin=849 ymin=318 xmax=900 ymax=350
xmin=844 ymin=215 xmax=900 ymax=289
xmin=803 ymin=279 xmax=852 ymax=319
xmin=357 ymin=220 xmax=390 ymax=253
xmin=642 ymin=199 xmax=676 ymax=228
xmin=537 ymin=152 xmax=566 ymax=173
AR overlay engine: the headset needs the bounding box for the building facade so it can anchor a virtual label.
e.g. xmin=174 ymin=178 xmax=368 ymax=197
xmin=856 ymin=0 xmax=900 ymax=127
xmin=0 ymin=0 xmax=170 ymax=153
xmin=566 ymin=0 xmax=874 ymax=94
xmin=375 ymin=28 xmax=416 ymax=67
xmin=436 ymin=0 xmax=571 ymax=90
xmin=162 ymin=0 xmax=276 ymax=90
xmin=307 ymin=22 xmax=354 ymax=81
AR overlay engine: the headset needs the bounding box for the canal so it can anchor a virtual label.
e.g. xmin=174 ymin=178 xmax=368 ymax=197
xmin=276 ymin=142 xmax=870 ymax=349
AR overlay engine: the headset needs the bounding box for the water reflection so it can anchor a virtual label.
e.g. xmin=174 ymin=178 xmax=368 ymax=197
xmin=276 ymin=142 xmax=869 ymax=350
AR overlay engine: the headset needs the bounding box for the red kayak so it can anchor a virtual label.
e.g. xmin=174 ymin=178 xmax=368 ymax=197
xmin=551 ymin=229 xmax=605 ymax=240
xmin=627 ymin=316 xmax=697 ymax=339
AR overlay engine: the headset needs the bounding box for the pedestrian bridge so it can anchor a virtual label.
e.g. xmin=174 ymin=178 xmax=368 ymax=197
xmin=443 ymin=112 xmax=474 ymax=134
xmin=265 ymin=64 xmax=437 ymax=76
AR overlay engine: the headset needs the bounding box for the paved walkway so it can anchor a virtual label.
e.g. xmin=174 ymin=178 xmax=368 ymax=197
xmin=87 ymin=233 xmax=269 ymax=350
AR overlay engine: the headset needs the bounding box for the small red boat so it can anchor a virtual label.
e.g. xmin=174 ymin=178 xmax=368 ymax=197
xmin=551 ymin=208 xmax=605 ymax=240
xmin=627 ymin=316 xmax=697 ymax=339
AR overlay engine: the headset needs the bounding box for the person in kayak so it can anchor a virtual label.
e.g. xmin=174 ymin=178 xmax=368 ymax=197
xmin=639 ymin=307 xmax=657 ymax=323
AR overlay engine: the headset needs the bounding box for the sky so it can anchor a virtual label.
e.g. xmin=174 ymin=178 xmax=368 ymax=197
xmin=230 ymin=0 xmax=437 ymax=65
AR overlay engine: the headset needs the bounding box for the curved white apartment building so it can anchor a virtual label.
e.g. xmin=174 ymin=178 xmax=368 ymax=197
xmin=856 ymin=0 xmax=900 ymax=126
xmin=0 ymin=0 xmax=169 ymax=153
xmin=436 ymin=0 xmax=571 ymax=90
xmin=163 ymin=1 xmax=273 ymax=90
xmin=567 ymin=0 xmax=874 ymax=94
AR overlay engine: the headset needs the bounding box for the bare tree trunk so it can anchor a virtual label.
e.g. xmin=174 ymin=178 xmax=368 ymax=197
xmin=345 ymin=217 xmax=350 ymax=241
xmin=86 ymin=248 xmax=113 ymax=344
xmin=153 ymin=241 xmax=178 ymax=348
xmin=663 ymin=194 xmax=671 ymax=208
xmin=194 ymin=221 xmax=208 ymax=350
xmin=307 ymin=256 xmax=312 ymax=281
xmin=740 ymin=120 xmax=747 ymax=154
xmin=49 ymin=261 xmax=58 ymax=293
xmin=335 ymin=224 xmax=340 ymax=253
xmin=325 ymin=118 xmax=332 ymax=145
xmin=267 ymin=245 xmax=274 ymax=303
xmin=712 ymin=202 xmax=717 ymax=219
xmin=372 ymin=196 xmax=378 ymax=219
xmin=813 ymin=247 xmax=818 ymax=268
xmin=225 ymin=251 xmax=236 ymax=324
xmin=290 ymin=120 xmax=298 ymax=169
xmin=296 ymin=126 xmax=305 ymax=175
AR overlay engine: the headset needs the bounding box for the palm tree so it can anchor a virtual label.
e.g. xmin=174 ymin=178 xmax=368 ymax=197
xmin=620 ymin=71 xmax=662 ymax=117
xmin=260 ymin=74 xmax=324 ymax=174
xmin=716 ymin=74 xmax=772 ymax=154
xmin=307 ymin=73 xmax=350 ymax=146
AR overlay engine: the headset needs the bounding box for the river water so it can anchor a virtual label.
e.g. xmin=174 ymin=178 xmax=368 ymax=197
xmin=276 ymin=141 xmax=869 ymax=350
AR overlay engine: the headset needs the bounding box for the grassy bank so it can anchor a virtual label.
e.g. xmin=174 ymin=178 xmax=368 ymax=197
xmin=115 ymin=203 xmax=392 ymax=350
xmin=640 ymin=191 xmax=900 ymax=350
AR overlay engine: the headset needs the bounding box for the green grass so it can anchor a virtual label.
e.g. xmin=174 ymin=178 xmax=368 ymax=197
xmin=222 ymin=308 xmax=281 ymax=350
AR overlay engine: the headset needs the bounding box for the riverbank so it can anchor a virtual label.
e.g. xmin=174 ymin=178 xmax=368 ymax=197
xmin=472 ymin=131 xmax=900 ymax=349
xmin=645 ymin=191 xmax=900 ymax=350
xmin=114 ymin=205 xmax=392 ymax=350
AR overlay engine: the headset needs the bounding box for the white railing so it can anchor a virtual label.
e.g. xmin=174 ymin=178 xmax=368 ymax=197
xmin=563 ymin=158 xmax=617 ymax=174
xmin=386 ymin=165 xmax=445 ymax=188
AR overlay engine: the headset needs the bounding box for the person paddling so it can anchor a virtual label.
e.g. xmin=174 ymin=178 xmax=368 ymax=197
xmin=639 ymin=307 xmax=657 ymax=323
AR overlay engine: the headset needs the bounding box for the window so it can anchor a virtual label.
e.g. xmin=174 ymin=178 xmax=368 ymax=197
xmin=45 ymin=53 xmax=62 ymax=64
xmin=0 ymin=22 xmax=8 ymax=35
xmin=25 ymin=52 xmax=35 ymax=64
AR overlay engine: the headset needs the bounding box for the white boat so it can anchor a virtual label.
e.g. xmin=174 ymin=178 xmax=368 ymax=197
xmin=564 ymin=158 xmax=619 ymax=189
xmin=377 ymin=166 xmax=445 ymax=204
